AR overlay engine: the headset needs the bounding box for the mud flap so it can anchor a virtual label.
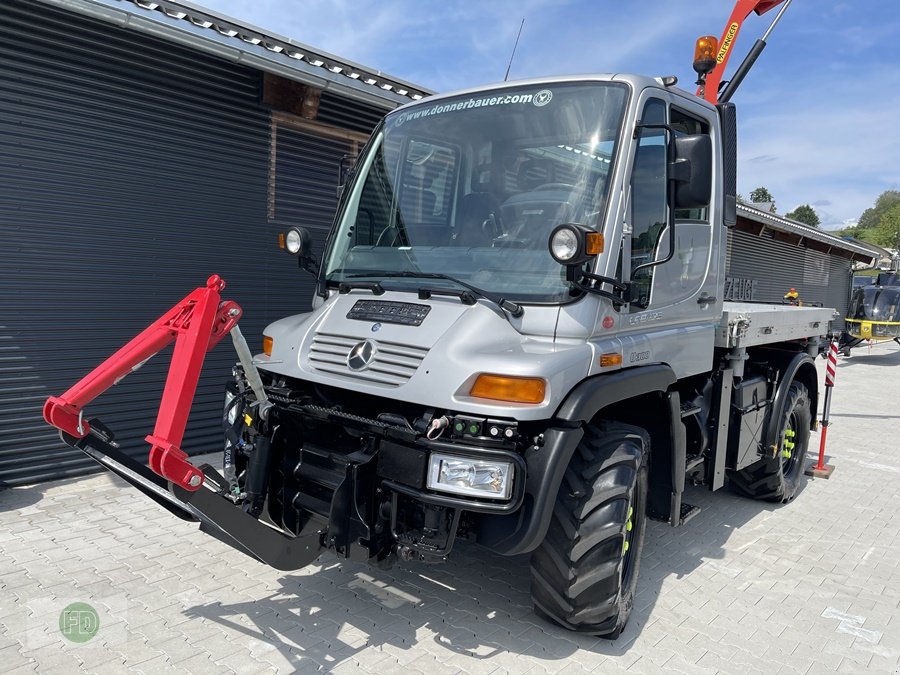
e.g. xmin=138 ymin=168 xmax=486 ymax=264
xmin=62 ymin=418 xmax=325 ymax=571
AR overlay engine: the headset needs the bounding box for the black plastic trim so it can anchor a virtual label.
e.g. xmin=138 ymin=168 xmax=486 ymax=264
xmin=476 ymin=426 xmax=584 ymax=555
xmin=764 ymin=352 xmax=817 ymax=450
xmin=554 ymin=365 xmax=678 ymax=422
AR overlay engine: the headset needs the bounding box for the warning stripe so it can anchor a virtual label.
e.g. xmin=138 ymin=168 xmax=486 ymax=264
xmin=825 ymin=340 xmax=838 ymax=386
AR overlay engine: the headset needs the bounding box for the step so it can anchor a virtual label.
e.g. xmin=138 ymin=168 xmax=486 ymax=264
xmin=679 ymin=503 xmax=702 ymax=525
xmin=680 ymin=403 xmax=702 ymax=418
xmin=685 ymin=454 xmax=705 ymax=472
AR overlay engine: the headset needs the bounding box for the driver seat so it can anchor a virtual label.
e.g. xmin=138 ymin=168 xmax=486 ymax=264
xmin=453 ymin=192 xmax=500 ymax=247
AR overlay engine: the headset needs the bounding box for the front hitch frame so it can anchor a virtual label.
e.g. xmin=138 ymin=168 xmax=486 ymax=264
xmin=61 ymin=419 xmax=325 ymax=571
xmin=42 ymin=275 xmax=325 ymax=570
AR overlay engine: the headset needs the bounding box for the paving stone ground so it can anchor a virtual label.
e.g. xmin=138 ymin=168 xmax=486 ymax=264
xmin=2 ymin=342 xmax=899 ymax=674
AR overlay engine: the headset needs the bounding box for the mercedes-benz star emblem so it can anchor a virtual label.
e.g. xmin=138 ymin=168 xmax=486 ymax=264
xmin=347 ymin=339 xmax=378 ymax=371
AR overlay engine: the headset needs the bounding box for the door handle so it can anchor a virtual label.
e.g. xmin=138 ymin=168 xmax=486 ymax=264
xmin=697 ymin=293 xmax=717 ymax=306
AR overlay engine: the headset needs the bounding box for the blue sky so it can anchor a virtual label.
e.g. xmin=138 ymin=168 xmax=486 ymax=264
xmin=199 ymin=0 xmax=899 ymax=230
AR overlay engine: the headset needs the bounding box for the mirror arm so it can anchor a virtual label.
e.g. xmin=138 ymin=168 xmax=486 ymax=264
xmin=298 ymin=254 xmax=319 ymax=278
xmin=631 ymin=122 xmax=678 ymax=280
xmin=566 ymin=266 xmax=631 ymax=307
xmin=581 ymin=271 xmax=629 ymax=292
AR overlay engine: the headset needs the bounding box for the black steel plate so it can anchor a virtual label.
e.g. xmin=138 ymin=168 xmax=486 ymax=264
xmin=347 ymin=300 xmax=430 ymax=326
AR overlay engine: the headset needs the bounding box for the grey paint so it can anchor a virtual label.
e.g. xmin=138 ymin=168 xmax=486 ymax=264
xmin=0 ymin=0 xmax=376 ymax=486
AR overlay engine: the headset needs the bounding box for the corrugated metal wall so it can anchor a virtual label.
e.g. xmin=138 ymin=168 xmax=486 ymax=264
xmin=0 ymin=0 xmax=379 ymax=486
xmin=726 ymin=228 xmax=851 ymax=328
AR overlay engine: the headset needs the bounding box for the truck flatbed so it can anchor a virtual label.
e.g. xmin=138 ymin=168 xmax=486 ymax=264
xmin=716 ymin=302 xmax=835 ymax=348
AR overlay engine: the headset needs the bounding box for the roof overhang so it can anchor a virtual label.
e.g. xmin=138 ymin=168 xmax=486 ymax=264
xmin=34 ymin=0 xmax=435 ymax=110
xmin=736 ymin=203 xmax=875 ymax=265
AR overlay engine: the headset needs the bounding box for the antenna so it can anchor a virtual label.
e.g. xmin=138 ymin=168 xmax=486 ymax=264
xmin=504 ymin=18 xmax=525 ymax=82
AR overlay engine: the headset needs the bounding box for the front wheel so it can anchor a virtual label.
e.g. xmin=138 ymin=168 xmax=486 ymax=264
xmin=731 ymin=380 xmax=811 ymax=503
xmin=530 ymin=421 xmax=649 ymax=638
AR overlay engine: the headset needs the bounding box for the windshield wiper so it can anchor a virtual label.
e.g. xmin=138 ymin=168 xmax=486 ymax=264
xmin=347 ymin=271 xmax=524 ymax=318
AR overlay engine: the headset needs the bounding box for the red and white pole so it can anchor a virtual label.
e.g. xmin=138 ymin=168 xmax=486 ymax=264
xmin=806 ymin=339 xmax=837 ymax=478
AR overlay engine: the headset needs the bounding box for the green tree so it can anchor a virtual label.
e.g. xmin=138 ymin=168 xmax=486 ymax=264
xmin=749 ymin=186 xmax=776 ymax=212
xmin=872 ymin=203 xmax=900 ymax=250
xmin=785 ymin=204 xmax=820 ymax=228
xmin=856 ymin=190 xmax=900 ymax=233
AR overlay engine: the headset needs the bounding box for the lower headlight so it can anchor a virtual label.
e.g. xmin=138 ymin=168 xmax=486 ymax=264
xmin=426 ymin=453 xmax=514 ymax=500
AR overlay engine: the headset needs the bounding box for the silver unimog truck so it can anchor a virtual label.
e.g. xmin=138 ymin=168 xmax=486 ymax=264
xmin=46 ymin=2 xmax=833 ymax=639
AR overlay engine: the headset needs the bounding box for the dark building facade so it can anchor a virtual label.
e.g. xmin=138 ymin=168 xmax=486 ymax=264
xmin=725 ymin=204 xmax=874 ymax=328
xmin=0 ymin=0 xmax=429 ymax=486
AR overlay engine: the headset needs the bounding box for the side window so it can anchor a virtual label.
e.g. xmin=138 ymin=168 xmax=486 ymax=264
xmin=630 ymin=98 xmax=667 ymax=308
xmin=671 ymin=107 xmax=711 ymax=222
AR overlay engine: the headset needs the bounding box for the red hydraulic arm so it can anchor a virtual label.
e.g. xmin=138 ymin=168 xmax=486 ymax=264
xmin=42 ymin=275 xmax=242 ymax=492
xmin=698 ymin=0 xmax=787 ymax=104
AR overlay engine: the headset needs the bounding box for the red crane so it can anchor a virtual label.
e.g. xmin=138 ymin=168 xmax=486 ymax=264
xmin=695 ymin=0 xmax=791 ymax=105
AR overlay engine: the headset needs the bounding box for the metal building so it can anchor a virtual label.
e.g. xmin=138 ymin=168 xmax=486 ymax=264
xmin=0 ymin=0 xmax=431 ymax=486
xmin=725 ymin=204 xmax=874 ymax=328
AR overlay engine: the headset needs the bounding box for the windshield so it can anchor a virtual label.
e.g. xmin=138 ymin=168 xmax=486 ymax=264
xmin=849 ymin=286 xmax=900 ymax=322
xmin=324 ymin=82 xmax=628 ymax=303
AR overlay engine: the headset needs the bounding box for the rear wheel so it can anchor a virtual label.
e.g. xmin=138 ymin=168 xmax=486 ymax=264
xmin=530 ymin=421 xmax=648 ymax=638
xmin=731 ymin=381 xmax=811 ymax=503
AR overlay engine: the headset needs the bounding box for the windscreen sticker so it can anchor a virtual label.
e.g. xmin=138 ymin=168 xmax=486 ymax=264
xmin=392 ymin=89 xmax=553 ymax=127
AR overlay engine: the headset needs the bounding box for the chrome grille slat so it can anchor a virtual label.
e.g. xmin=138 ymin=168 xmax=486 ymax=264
xmin=308 ymin=333 xmax=428 ymax=386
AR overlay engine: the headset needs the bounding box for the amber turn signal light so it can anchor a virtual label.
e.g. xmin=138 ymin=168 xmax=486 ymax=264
xmin=599 ymin=353 xmax=622 ymax=367
xmin=470 ymin=374 xmax=546 ymax=404
xmin=262 ymin=335 xmax=273 ymax=356
xmin=585 ymin=232 xmax=604 ymax=255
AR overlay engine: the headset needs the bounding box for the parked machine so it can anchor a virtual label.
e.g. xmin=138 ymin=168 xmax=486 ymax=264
xmin=843 ymin=271 xmax=900 ymax=348
xmin=45 ymin=1 xmax=831 ymax=638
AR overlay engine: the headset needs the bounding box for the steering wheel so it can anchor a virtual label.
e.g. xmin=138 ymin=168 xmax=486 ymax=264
xmin=533 ymin=182 xmax=577 ymax=192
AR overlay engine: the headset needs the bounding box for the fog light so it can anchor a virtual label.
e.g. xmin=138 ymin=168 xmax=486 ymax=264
xmin=426 ymin=453 xmax=514 ymax=500
xmin=550 ymin=227 xmax=579 ymax=262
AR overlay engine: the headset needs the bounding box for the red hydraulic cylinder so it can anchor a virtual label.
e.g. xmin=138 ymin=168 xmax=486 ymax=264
xmin=43 ymin=275 xmax=242 ymax=491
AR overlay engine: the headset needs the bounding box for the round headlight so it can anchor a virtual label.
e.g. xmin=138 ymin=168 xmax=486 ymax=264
xmin=550 ymin=227 xmax=579 ymax=263
xmin=285 ymin=228 xmax=303 ymax=255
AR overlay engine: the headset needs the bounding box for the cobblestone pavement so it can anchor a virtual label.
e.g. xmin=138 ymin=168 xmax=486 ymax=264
xmin=2 ymin=342 xmax=899 ymax=674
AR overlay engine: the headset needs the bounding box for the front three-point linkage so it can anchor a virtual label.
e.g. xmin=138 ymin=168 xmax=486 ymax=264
xmin=42 ymin=275 xmax=242 ymax=491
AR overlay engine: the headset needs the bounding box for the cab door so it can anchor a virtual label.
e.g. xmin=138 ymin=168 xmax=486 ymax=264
xmin=621 ymin=93 xmax=720 ymax=376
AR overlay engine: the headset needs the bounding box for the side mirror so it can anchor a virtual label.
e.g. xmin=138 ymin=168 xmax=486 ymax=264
xmin=671 ymin=134 xmax=712 ymax=209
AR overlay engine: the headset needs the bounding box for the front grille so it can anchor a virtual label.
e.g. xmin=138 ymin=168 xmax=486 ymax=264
xmin=308 ymin=333 xmax=429 ymax=386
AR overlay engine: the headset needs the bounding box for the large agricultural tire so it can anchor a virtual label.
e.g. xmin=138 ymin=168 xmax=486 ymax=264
xmin=731 ymin=380 xmax=811 ymax=503
xmin=530 ymin=421 xmax=649 ymax=639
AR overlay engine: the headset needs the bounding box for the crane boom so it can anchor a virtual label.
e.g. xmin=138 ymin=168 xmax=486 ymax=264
xmin=698 ymin=0 xmax=788 ymax=104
